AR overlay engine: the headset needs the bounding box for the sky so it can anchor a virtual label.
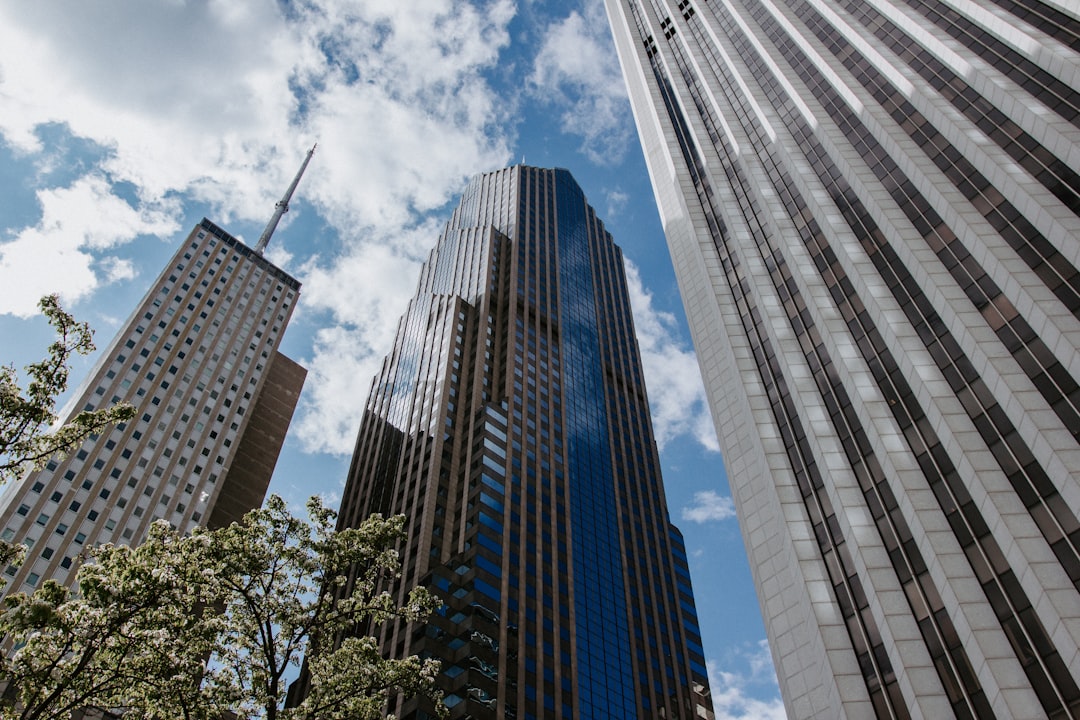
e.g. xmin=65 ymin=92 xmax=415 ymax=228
xmin=0 ymin=1 xmax=784 ymax=717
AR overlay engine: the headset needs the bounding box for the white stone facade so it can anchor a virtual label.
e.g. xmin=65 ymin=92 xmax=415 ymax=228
xmin=605 ymin=0 xmax=1080 ymax=716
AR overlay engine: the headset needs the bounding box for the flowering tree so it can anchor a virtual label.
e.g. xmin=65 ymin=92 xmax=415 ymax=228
xmin=0 ymin=497 xmax=444 ymax=720
xmin=0 ymin=523 xmax=225 ymax=720
xmin=0 ymin=295 xmax=135 ymax=485
xmin=207 ymin=495 xmax=443 ymax=720
xmin=0 ymin=302 xmax=442 ymax=717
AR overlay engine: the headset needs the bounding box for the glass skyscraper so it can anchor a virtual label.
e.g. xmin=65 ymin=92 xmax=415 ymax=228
xmin=334 ymin=165 xmax=714 ymax=719
xmin=605 ymin=0 xmax=1080 ymax=717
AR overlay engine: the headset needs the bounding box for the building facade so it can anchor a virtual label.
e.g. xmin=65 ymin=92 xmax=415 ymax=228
xmin=335 ymin=165 xmax=713 ymax=719
xmin=604 ymin=0 xmax=1080 ymax=717
xmin=0 ymin=217 xmax=306 ymax=594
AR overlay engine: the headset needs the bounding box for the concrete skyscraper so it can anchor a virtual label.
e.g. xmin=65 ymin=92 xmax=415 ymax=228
xmin=605 ymin=0 xmax=1080 ymax=717
xmin=334 ymin=165 xmax=713 ymax=719
xmin=0 ymin=149 xmax=314 ymax=595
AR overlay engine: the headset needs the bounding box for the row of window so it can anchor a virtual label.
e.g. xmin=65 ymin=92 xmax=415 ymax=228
xmin=0 ymin=224 xmax=297 ymax=594
xmin=777 ymin=0 xmax=1080 ymax=595
xmin=686 ymin=9 xmax=1003 ymax=712
xmin=907 ymin=0 xmax=1080 ymax=126
xmin=678 ymin=0 xmax=1080 ymax=713
xmin=637 ymin=2 xmax=908 ymax=712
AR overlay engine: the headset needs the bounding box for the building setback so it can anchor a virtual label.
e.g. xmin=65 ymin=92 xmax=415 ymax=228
xmin=0 ymin=209 xmax=307 ymax=593
xmin=334 ymin=165 xmax=713 ymax=719
xmin=604 ymin=0 xmax=1080 ymax=717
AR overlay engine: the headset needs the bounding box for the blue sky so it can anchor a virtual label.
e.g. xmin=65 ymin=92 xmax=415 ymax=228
xmin=0 ymin=1 xmax=782 ymax=716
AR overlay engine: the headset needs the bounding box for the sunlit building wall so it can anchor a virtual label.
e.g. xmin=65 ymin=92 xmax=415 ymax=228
xmin=0 ymin=219 xmax=306 ymax=593
xmin=335 ymin=165 xmax=714 ymax=720
xmin=604 ymin=0 xmax=1080 ymax=717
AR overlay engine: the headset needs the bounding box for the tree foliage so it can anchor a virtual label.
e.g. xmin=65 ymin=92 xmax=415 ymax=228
xmin=0 ymin=497 xmax=443 ymax=720
xmin=0 ymin=299 xmax=441 ymax=718
xmin=0 ymin=295 xmax=135 ymax=484
xmin=208 ymin=495 xmax=442 ymax=720
xmin=0 ymin=523 xmax=223 ymax=720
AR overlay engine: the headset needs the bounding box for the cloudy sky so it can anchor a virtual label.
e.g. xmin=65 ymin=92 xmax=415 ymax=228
xmin=0 ymin=1 xmax=783 ymax=716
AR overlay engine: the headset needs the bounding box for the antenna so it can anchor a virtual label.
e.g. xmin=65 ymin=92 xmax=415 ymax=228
xmin=254 ymin=143 xmax=317 ymax=255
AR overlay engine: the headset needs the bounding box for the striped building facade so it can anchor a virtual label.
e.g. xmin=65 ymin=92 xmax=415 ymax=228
xmin=335 ymin=165 xmax=714 ymax=719
xmin=0 ymin=219 xmax=306 ymax=594
xmin=604 ymin=0 xmax=1080 ymax=717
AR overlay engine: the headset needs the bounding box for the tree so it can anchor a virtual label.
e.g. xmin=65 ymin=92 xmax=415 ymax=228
xmin=0 ymin=523 xmax=224 ymax=720
xmin=0 ymin=301 xmax=442 ymax=718
xmin=207 ymin=495 xmax=443 ymax=720
xmin=0 ymin=496 xmax=444 ymax=720
xmin=0 ymin=295 xmax=135 ymax=484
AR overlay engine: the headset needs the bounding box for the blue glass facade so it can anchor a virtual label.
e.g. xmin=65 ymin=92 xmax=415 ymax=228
xmin=552 ymin=172 xmax=635 ymax=717
xmin=335 ymin=166 xmax=713 ymax=719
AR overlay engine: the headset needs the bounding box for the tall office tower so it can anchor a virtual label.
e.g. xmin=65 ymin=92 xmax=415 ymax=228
xmin=0 ymin=149 xmax=314 ymax=595
xmin=604 ymin=0 xmax=1080 ymax=717
xmin=335 ymin=165 xmax=713 ymax=719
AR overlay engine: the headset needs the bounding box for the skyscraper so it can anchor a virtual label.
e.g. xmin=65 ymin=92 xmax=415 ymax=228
xmin=605 ymin=0 xmax=1080 ymax=717
xmin=335 ymin=165 xmax=713 ymax=719
xmin=0 ymin=150 xmax=314 ymax=595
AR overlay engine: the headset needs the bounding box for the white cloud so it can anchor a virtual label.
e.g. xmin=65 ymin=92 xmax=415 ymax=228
xmin=293 ymin=236 xmax=426 ymax=454
xmin=682 ymin=490 xmax=736 ymax=523
xmin=0 ymin=0 xmax=515 ymax=293
xmin=98 ymin=257 xmax=137 ymax=284
xmin=296 ymin=325 xmax=384 ymax=454
xmin=0 ymin=0 xmax=517 ymax=450
xmin=708 ymin=642 xmax=787 ymax=720
xmin=0 ymin=175 xmax=179 ymax=317
xmin=624 ymin=260 xmax=719 ymax=452
xmin=0 ymin=0 xmax=720 ymax=461
xmin=262 ymin=245 xmax=296 ymax=277
xmin=530 ymin=2 xmax=633 ymax=163
xmin=605 ymin=189 xmax=629 ymax=219
xmin=0 ymin=0 xmax=299 ymax=209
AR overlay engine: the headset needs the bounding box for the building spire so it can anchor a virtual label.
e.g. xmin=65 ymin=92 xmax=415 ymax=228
xmin=254 ymin=143 xmax=316 ymax=255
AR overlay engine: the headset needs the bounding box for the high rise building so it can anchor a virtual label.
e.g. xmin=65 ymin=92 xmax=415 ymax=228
xmin=604 ymin=0 xmax=1080 ymax=717
xmin=334 ymin=165 xmax=714 ymax=719
xmin=0 ymin=149 xmax=314 ymax=595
